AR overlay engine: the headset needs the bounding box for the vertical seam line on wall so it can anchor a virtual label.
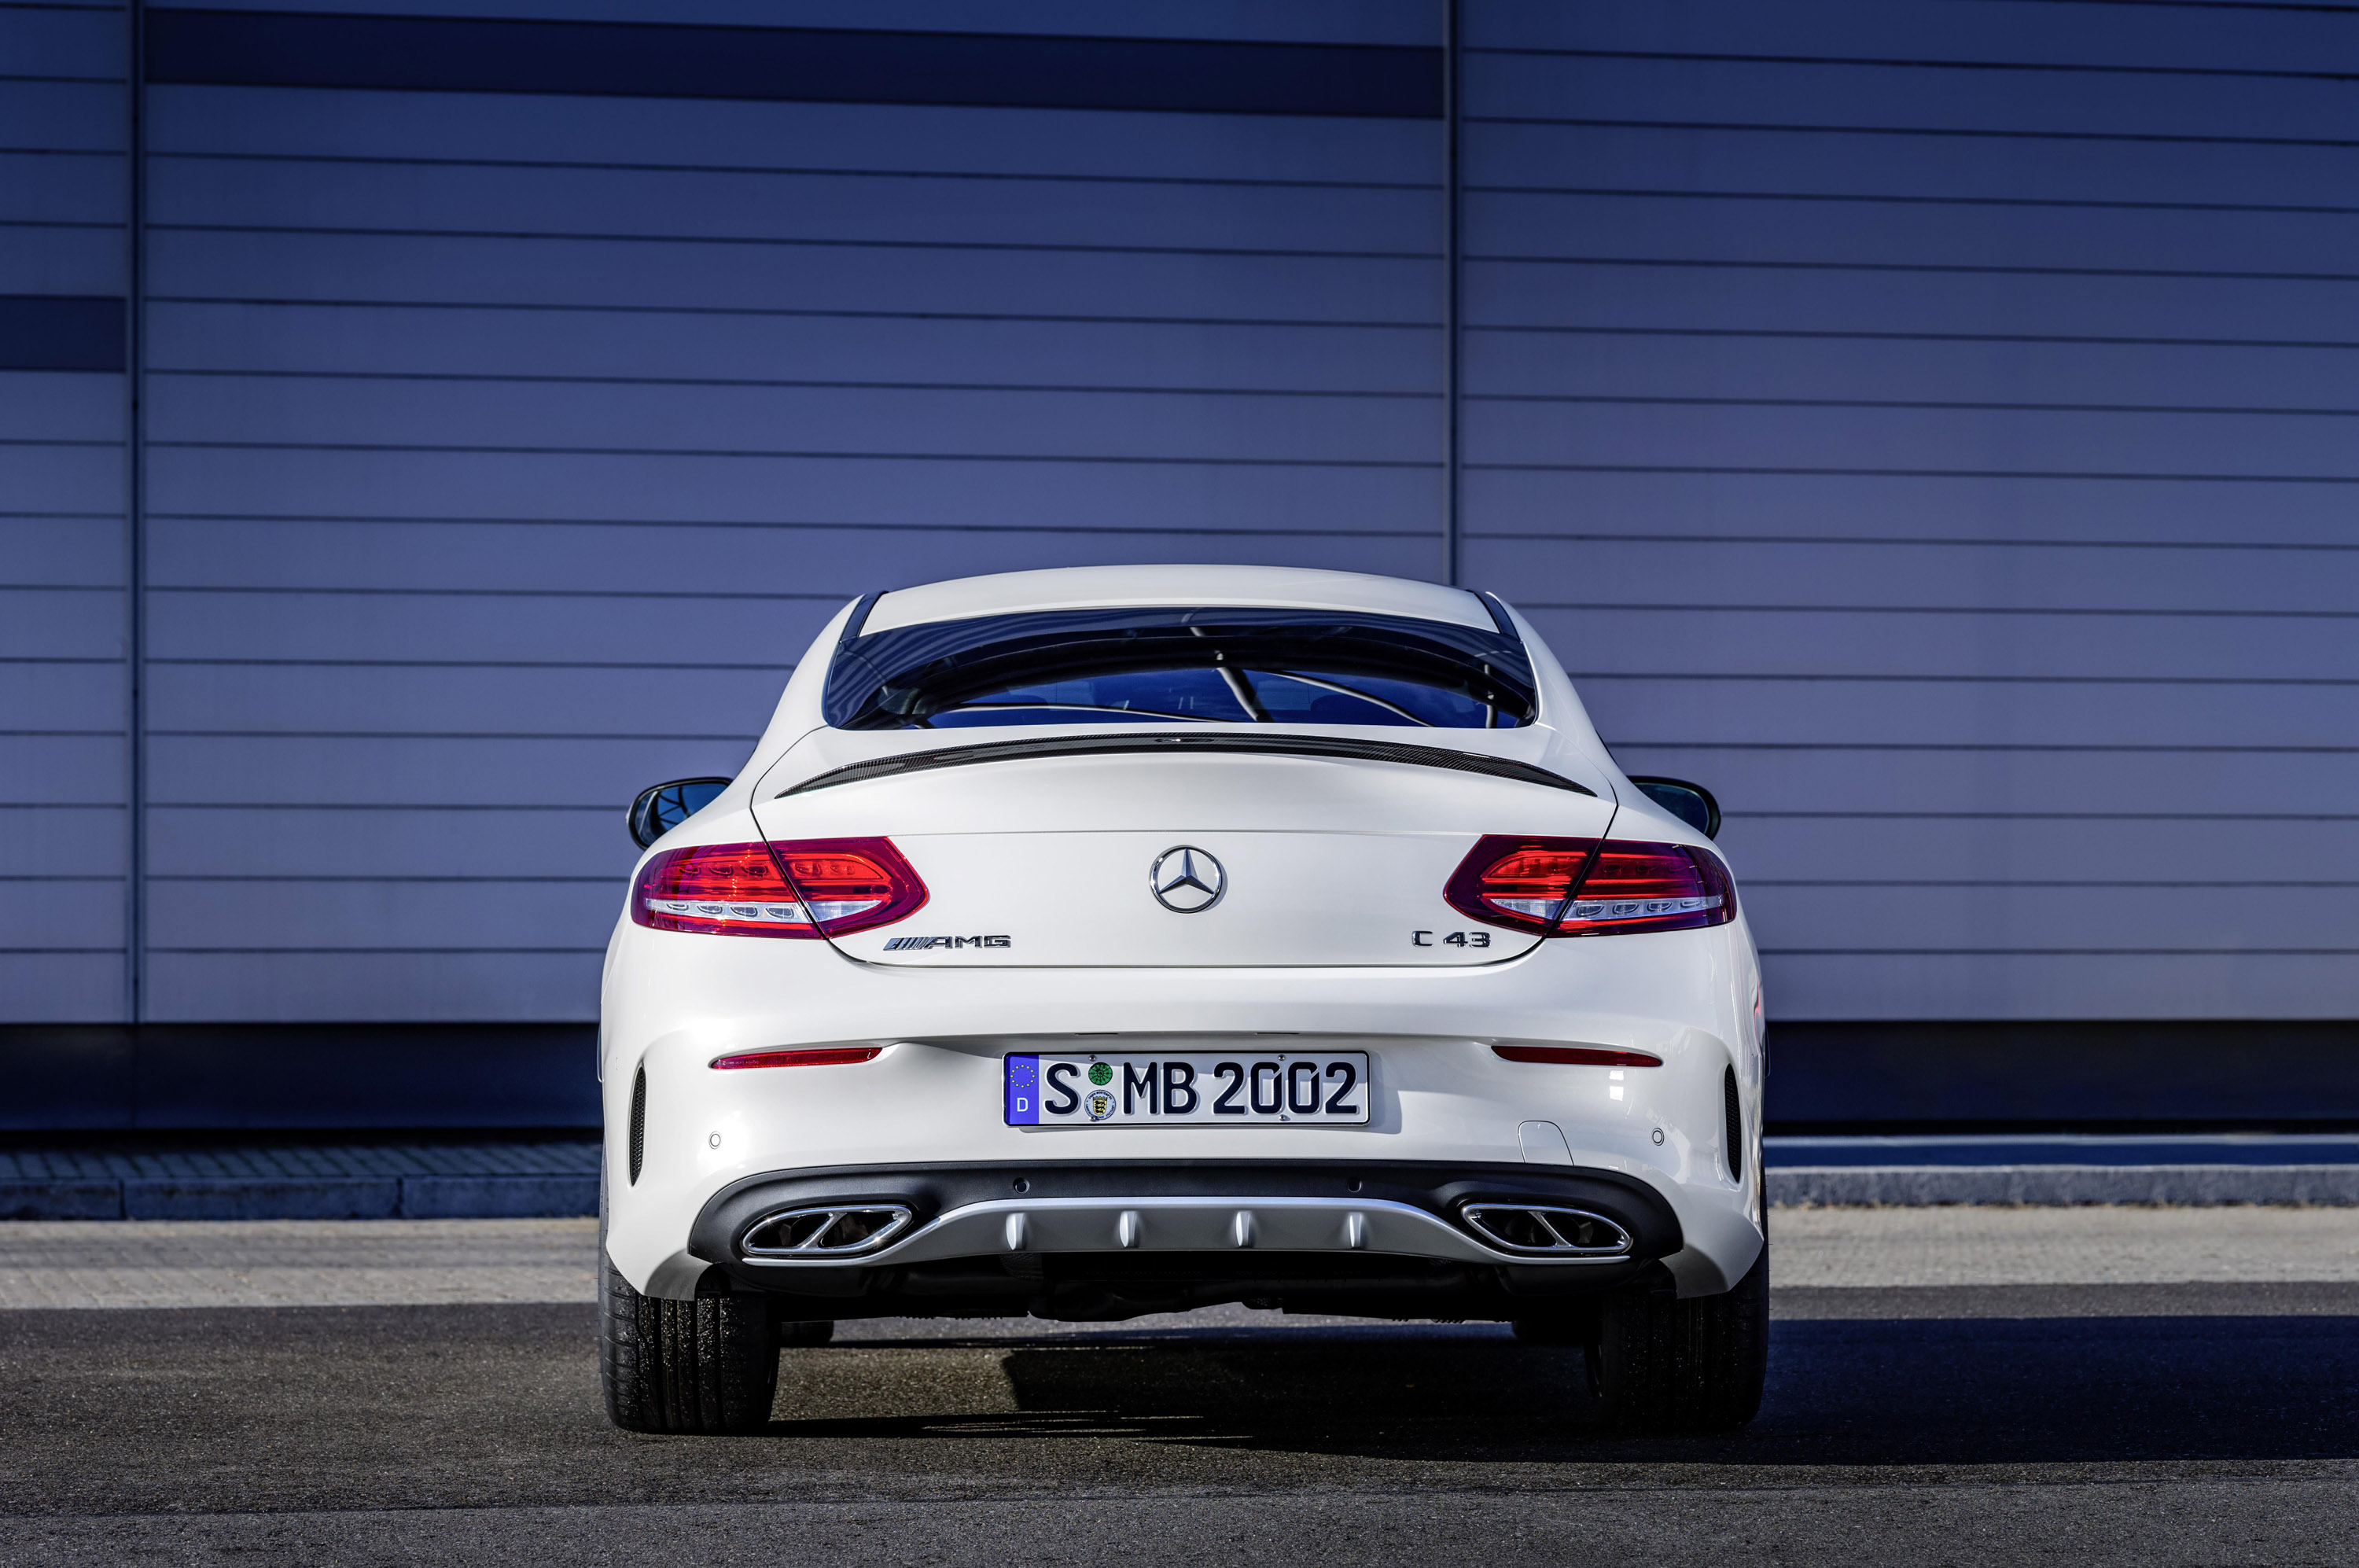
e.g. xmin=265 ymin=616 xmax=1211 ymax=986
xmin=1441 ymin=0 xmax=1462 ymax=588
xmin=126 ymin=0 xmax=147 ymax=1025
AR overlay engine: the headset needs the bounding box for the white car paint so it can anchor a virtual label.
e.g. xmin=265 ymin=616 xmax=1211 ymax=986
xmin=602 ymin=565 xmax=1765 ymax=1312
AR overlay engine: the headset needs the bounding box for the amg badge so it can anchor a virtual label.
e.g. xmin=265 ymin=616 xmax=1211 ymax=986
xmin=881 ymin=934 xmax=1012 ymax=951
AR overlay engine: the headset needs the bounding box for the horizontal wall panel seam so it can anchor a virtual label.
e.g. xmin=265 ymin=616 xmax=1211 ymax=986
xmin=1746 ymin=872 xmax=2359 ymax=886
xmin=148 ymin=585 xmax=843 ymax=598
xmin=1467 ymin=252 xmax=2359 ymax=284
xmin=1358 ymin=529 xmax=2359 ymax=550
xmin=1758 ymin=949 xmax=2359 ymax=958
xmin=1608 ymin=742 xmax=2359 ymax=753
xmin=1469 ymin=323 xmax=2359 ymax=348
xmin=148 ymin=370 xmax=1443 ymax=400
xmin=1462 ymin=47 xmax=2358 ymax=86
xmin=145 ymin=443 xmax=1440 ymax=469
xmin=150 ymin=658 xmax=793 ymax=669
xmin=147 ymin=948 xmax=606 ymax=955
xmin=1467 ymin=394 xmax=2358 ymax=417
xmin=148 ymin=295 xmax=1448 ymax=331
xmin=1467 ymin=465 xmax=2359 ymax=483
xmin=145 ymin=731 xmax=759 ymax=741
xmin=142 ymin=591 xmax=2359 ymax=615
xmin=1737 ymin=812 xmax=2359 ymax=822
xmin=149 ymin=875 xmax=620 ymax=883
xmin=1465 ymin=114 xmax=2359 ymax=150
xmin=146 ymin=149 xmax=1441 ymax=193
xmin=144 ymin=10 xmax=1445 ymax=118
xmin=1753 ymin=881 xmax=2359 ymax=889
xmin=150 ymin=803 xmax=619 ymax=812
xmin=148 ymin=224 xmax=1444 ymax=262
xmin=1570 ymin=673 xmax=2359 ymax=686
xmin=1463 ymin=182 xmax=2359 ymax=218
xmin=145 ymin=517 xmax=1429 ymax=539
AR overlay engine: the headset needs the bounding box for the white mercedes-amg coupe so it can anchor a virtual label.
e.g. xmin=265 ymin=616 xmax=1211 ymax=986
xmin=599 ymin=565 xmax=1766 ymax=1434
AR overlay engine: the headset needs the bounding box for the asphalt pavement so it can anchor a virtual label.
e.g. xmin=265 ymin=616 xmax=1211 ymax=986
xmin=2 ymin=1209 xmax=2356 ymax=1565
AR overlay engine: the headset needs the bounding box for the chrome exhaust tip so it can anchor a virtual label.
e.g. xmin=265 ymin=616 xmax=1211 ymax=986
xmin=742 ymin=1203 xmax=915 ymax=1258
xmin=1459 ymin=1203 xmax=1632 ymax=1257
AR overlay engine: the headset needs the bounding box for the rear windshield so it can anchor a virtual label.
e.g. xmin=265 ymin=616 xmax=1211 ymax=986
xmin=823 ymin=606 xmax=1537 ymax=731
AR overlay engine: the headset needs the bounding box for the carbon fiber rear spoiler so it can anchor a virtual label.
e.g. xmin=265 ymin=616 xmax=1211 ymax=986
xmin=775 ymin=731 xmax=1596 ymax=798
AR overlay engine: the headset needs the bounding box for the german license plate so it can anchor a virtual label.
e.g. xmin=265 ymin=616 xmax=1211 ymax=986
xmin=1005 ymin=1051 xmax=1369 ymax=1126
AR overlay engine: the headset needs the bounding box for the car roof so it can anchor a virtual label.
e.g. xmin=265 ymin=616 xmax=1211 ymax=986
xmin=863 ymin=565 xmax=1497 ymax=635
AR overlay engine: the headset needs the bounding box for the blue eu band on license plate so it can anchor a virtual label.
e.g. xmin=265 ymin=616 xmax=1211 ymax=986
xmin=1005 ymin=1051 xmax=1369 ymax=1126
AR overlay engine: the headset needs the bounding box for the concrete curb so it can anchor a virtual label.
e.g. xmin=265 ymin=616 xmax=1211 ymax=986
xmin=9 ymin=1168 xmax=2357 ymax=1220
xmin=0 ymin=1175 xmax=598 ymax=1222
xmin=1771 ymin=1165 xmax=2359 ymax=1206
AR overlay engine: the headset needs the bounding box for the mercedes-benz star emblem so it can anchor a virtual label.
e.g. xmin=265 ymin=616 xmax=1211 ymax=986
xmin=1149 ymin=846 xmax=1226 ymax=914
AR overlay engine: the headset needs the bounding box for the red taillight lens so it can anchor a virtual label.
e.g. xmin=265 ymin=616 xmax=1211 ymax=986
xmin=710 ymin=1047 xmax=883 ymax=1070
xmin=1557 ymin=840 xmax=1734 ymax=937
xmin=633 ymin=841 xmax=814 ymax=937
xmin=1442 ymin=836 xmax=1599 ymax=933
xmin=1493 ymin=1045 xmax=1663 ymax=1068
xmin=1444 ymin=835 xmax=1734 ymax=937
xmin=632 ymin=837 xmax=926 ymax=938
xmin=773 ymin=837 xmax=929 ymax=934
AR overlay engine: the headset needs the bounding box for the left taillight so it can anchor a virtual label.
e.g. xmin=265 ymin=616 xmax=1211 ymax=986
xmin=631 ymin=837 xmax=927 ymax=938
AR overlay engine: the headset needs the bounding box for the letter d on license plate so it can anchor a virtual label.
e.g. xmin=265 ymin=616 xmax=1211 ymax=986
xmin=1005 ymin=1051 xmax=1368 ymax=1126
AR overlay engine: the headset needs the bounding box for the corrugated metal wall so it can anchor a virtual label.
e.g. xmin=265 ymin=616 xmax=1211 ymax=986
xmin=3 ymin=2 xmax=2353 ymax=1069
xmin=1456 ymin=1 xmax=2359 ymax=1021
xmin=2 ymin=2 xmax=131 ymax=1021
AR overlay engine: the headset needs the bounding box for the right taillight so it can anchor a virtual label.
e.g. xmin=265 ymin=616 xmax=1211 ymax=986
xmin=1445 ymin=835 xmax=1735 ymax=937
xmin=1443 ymin=836 xmax=1598 ymax=934
xmin=1559 ymin=840 xmax=1734 ymax=936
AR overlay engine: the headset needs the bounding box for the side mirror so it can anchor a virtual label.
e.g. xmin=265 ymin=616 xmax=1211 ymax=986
xmin=627 ymin=778 xmax=731 ymax=849
xmin=1627 ymin=776 xmax=1720 ymax=840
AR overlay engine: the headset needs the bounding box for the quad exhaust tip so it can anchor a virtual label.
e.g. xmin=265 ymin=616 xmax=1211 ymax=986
xmin=1459 ymin=1203 xmax=1632 ymax=1257
xmin=742 ymin=1203 xmax=915 ymax=1258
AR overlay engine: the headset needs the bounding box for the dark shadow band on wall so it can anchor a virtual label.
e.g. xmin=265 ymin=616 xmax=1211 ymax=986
xmin=0 ymin=296 xmax=126 ymax=373
xmin=146 ymin=9 xmax=1444 ymax=117
xmin=0 ymin=1025 xmax=601 ymax=1131
xmin=6 ymin=1021 xmax=2357 ymax=1132
xmin=1770 ymin=1020 xmax=2359 ymax=1132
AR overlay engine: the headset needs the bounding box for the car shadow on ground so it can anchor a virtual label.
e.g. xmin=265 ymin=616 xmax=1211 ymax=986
xmin=767 ymin=1316 xmax=2359 ymax=1465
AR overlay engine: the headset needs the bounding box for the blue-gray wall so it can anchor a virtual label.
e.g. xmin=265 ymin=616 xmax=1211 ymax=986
xmin=3 ymin=1 xmax=2354 ymax=1124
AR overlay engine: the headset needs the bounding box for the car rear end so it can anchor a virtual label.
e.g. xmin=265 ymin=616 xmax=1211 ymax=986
xmin=600 ymin=569 xmax=1765 ymax=1338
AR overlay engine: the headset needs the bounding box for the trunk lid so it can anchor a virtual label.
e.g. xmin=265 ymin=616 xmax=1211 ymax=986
xmin=751 ymin=739 xmax=1615 ymax=967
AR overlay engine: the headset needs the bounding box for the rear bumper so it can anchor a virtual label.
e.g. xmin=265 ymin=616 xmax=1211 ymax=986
xmin=601 ymin=911 xmax=1766 ymax=1307
xmin=677 ymin=1160 xmax=1684 ymax=1322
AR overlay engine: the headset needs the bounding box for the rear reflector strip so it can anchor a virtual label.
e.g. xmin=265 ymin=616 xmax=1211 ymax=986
xmin=710 ymin=1046 xmax=885 ymax=1071
xmin=1492 ymin=1045 xmax=1664 ymax=1068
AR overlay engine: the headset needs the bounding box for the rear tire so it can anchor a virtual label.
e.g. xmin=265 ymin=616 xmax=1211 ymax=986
xmin=1588 ymin=1235 xmax=1768 ymax=1434
xmin=598 ymin=1160 xmax=780 ymax=1434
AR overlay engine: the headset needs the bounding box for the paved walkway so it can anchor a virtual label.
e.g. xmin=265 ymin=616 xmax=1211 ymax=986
xmin=7 ymin=1205 xmax=2357 ymax=1310
xmin=0 ymin=1219 xmax=598 ymax=1309
xmin=9 ymin=1134 xmax=2359 ymax=1218
xmin=0 ymin=1141 xmax=598 ymax=1220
